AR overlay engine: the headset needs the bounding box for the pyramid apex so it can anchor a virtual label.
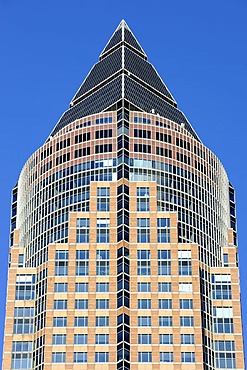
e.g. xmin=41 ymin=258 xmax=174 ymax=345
xmin=100 ymin=20 xmax=147 ymax=59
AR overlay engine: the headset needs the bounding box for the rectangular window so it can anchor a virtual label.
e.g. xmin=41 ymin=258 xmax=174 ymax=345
xmin=137 ymin=218 xmax=150 ymax=243
xmin=74 ymin=352 xmax=87 ymax=363
xmin=11 ymin=342 xmax=33 ymax=369
xmin=180 ymin=316 xmax=194 ymax=327
xmin=138 ymin=316 xmax=151 ymax=326
xmin=158 ymin=250 xmax=171 ymax=275
xmin=138 ymin=282 xmax=151 ymax=292
xmin=138 ymin=352 xmax=152 ymax=362
xmin=15 ymin=275 xmax=35 ymax=300
xmin=95 ymin=129 xmax=113 ymax=139
xmin=18 ymin=254 xmax=24 ymax=267
xmin=138 ymin=334 xmax=152 ymax=344
xmin=13 ymin=308 xmax=34 ymax=335
xmin=97 ymin=187 xmax=110 ymax=211
xmin=156 ymin=146 xmax=172 ymax=158
xmin=75 ymin=132 xmax=91 ymax=144
xmin=138 ymin=299 xmax=151 ymax=309
xmin=156 ymin=132 xmax=172 ymax=143
xmin=159 ymin=334 xmax=173 ymax=344
xmin=159 ymin=299 xmax=172 ymax=309
xmin=96 ymin=282 xmax=109 ymax=292
xmin=181 ymin=352 xmax=195 ymax=363
xmin=179 ymin=282 xmax=193 ymax=293
xmin=95 ymin=144 xmax=112 ymax=154
xmin=55 ymin=250 xmax=68 ymax=276
xmin=214 ymin=318 xmax=234 ymax=333
xmin=134 ymin=129 xmax=151 ymax=139
xmin=76 ymin=250 xmax=89 ymax=276
xmin=96 ymin=316 xmax=109 ymax=326
xmin=137 ymin=187 xmax=150 ymax=211
xmin=178 ymin=250 xmax=192 ymax=275
xmin=54 ymin=282 xmax=68 ymax=292
xmin=212 ymin=275 xmax=232 ymax=300
xmin=158 ymin=282 xmax=172 ymax=292
xmin=95 ymin=352 xmax=109 ymax=362
xmin=75 ymin=299 xmax=88 ymax=310
xmin=157 ymin=218 xmax=170 ymax=243
xmin=95 ymin=334 xmax=109 ymax=344
xmin=52 ymin=334 xmax=66 ymax=345
xmin=96 ymin=117 xmax=112 ymax=124
xmin=96 ymin=250 xmax=110 ymax=275
xmin=76 ymin=218 xmax=90 ymax=243
xmin=53 ymin=317 xmax=67 ymax=327
xmin=74 ymin=317 xmax=88 ymax=327
xmin=74 ymin=147 xmax=90 ymax=158
xmin=74 ymin=334 xmax=88 ymax=345
xmin=214 ymin=341 xmax=236 ymax=369
xmin=223 ymin=253 xmax=229 ymax=267
xmin=96 ymin=299 xmax=109 ymax=309
xmin=75 ymin=282 xmax=88 ymax=292
xmin=181 ymin=334 xmax=194 ymax=344
xmin=180 ymin=299 xmax=193 ymax=309
xmin=160 ymin=352 xmax=174 ymax=363
xmin=97 ymin=219 xmax=110 ymax=243
xmin=54 ymin=300 xmax=67 ymax=310
xmin=52 ymin=352 xmax=66 ymax=363
xmin=137 ymin=250 xmax=150 ymax=275
xmin=134 ymin=144 xmax=151 ymax=153
xmin=159 ymin=316 xmax=172 ymax=326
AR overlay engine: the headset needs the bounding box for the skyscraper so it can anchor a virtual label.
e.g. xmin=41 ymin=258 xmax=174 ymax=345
xmin=2 ymin=19 xmax=245 ymax=369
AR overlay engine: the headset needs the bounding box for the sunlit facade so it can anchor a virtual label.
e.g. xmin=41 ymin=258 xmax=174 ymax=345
xmin=2 ymin=20 xmax=245 ymax=370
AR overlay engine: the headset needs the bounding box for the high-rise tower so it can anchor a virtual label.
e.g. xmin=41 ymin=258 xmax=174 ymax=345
xmin=2 ymin=20 xmax=245 ymax=370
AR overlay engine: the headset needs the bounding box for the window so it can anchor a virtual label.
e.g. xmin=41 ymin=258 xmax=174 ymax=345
xmin=156 ymin=132 xmax=171 ymax=143
xmin=138 ymin=352 xmax=152 ymax=362
xmin=157 ymin=218 xmax=170 ymax=243
xmin=158 ymin=282 xmax=172 ymax=292
xmin=178 ymin=250 xmax=192 ymax=275
xmin=74 ymin=147 xmax=90 ymax=158
xmin=75 ymin=282 xmax=88 ymax=292
xmin=179 ymin=282 xmax=192 ymax=293
xmin=180 ymin=299 xmax=193 ymax=309
xmin=214 ymin=318 xmax=234 ymax=334
xmin=159 ymin=334 xmax=173 ymax=344
xmin=76 ymin=250 xmax=89 ymax=276
xmin=75 ymin=299 xmax=88 ymax=310
xmin=15 ymin=275 xmax=35 ymax=300
xmin=96 ymin=282 xmax=109 ymax=292
xmin=76 ymin=218 xmax=90 ymax=243
xmin=52 ymin=352 xmax=66 ymax=363
xmin=137 ymin=187 xmax=150 ymax=211
xmin=138 ymin=282 xmax=151 ymax=292
xmin=95 ymin=144 xmax=112 ymax=154
xmin=158 ymin=250 xmax=171 ymax=275
xmin=134 ymin=129 xmax=151 ymax=139
xmin=56 ymin=153 xmax=70 ymax=166
xmin=212 ymin=275 xmax=232 ymax=299
xmin=138 ymin=334 xmax=152 ymax=344
xmin=214 ymin=341 xmax=236 ymax=369
xmin=54 ymin=282 xmax=68 ymax=292
xmin=18 ymin=254 xmax=24 ymax=267
xmin=96 ymin=316 xmax=109 ymax=326
xmin=95 ymin=334 xmax=109 ymax=344
xmin=55 ymin=250 xmax=68 ymax=276
xmin=134 ymin=144 xmax=151 ymax=153
xmin=74 ymin=317 xmax=88 ymax=327
xmin=54 ymin=300 xmax=67 ymax=310
xmin=159 ymin=299 xmax=172 ymax=309
xmin=159 ymin=316 xmax=172 ymax=326
xmin=53 ymin=317 xmax=67 ymax=327
xmin=11 ymin=342 xmax=33 ymax=369
xmin=138 ymin=316 xmax=151 ymax=326
xmin=96 ymin=117 xmax=112 ymax=124
xmin=137 ymin=250 xmax=150 ymax=275
xmin=13 ymin=308 xmax=34 ymax=334
xmin=181 ymin=352 xmax=195 ymax=363
xmin=223 ymin=254 xmax=229 ymax=267
xmin=75 ymin=132 xmax=90 ymax=143
xmin=97 ymin=188 xmax=110 ymax=211
xmin=180 ymin=316 xmax=194 ymax=327
xmin=96 ymin=250 xmax=110 ymax=275
xmin=95 ymin=129 xmax=112 ymax=139
xmin=97 ymin=219 xmax=110 ymax=243
xmin=74 ymin=352 xmax=87 ymax=363
xmin=96 ymin=299 xmax=109 ymax=309
xmin=137 ymin=219 xmax=150 ymax=243
xmin=160 ymin=352 xmax=174 ymax=363
xmin=138 ymin=299 xmax=151 ymax=309
xmin=181 ymin=334 xmax=194 ymax=344
xmin=74 ymin=334 xmax=88 ymax=345
xmin=53 ymin=334 xmax=66 ymax=345
xmin=95 ymin=352 xmax=109 ymax=362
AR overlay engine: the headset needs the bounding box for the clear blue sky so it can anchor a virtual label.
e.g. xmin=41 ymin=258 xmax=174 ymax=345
xmin=1 ymin=0 xmax=247 ymax=362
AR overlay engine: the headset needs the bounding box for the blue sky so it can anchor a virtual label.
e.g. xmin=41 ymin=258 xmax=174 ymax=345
xmin=1 ymin=0 xmax=247 ymax=361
